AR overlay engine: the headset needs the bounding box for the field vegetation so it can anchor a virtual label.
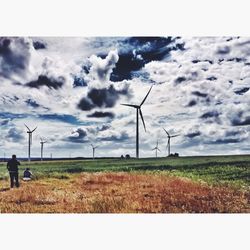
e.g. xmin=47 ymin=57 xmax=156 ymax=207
xmin=0 ymin=155 xmax=249 ymax=213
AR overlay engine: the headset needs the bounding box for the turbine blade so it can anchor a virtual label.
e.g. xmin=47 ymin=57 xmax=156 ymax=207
xmin=121 ymin=104 xmax=139 ymax=108
xmin=140 ymin=85 xmax=153 ymax=106
xmin=163 ymin=128 xmax=170 ymax=137
xmin=171 ymin=134 xmax=180 ymax=138
xmin=158 ymin=148 xmax=161 ymax=152
xmin=31 ymin=127 xmax=37 ymax=133
xmin=152 ymin=147 xmax=157 ymax=150
xmin=139 ymin=108 xmax=146 ymax=132
xmin=24 ymin=124 xmax=31 ymax=131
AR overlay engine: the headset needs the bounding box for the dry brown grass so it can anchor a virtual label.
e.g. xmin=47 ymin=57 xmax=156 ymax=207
xmin=0 ymin=172 xmax=249 ymax=213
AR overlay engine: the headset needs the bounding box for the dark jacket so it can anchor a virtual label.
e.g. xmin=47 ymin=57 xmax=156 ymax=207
xmin=7 ymin=159 xmax=21 ymax=172
xmin=23 ymin=170 xmax=32 ymax=178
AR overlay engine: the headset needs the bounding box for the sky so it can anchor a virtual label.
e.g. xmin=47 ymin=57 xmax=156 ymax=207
xmin=1 ymin=36 xmax=250 ymax=158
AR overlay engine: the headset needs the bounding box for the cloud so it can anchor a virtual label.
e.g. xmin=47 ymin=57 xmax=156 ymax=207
xmin=217 ymin=45 xmax=231 ymax=54
xmin=98 ymin=124 xmax=111 ymax=131
xmin=25 ymin=99 xmax=40 ymax=108
xmin=26 ymin=75 xmax=65 ymax=89
xmin=234 ymin=87 xmax=249 ymax=95
xmin=110 ymin=37 xmax=185 ymax=81
xmin=77 ymin=84 xmax=130 ymax=111
xmin=185 ymin=131 xmax=201 ymax=138
xmin=33 ymin=41 xmax=46 ymax=50
xmin=0 ymin=119 xmax=10 ymax=126
xmin=65 ymin=128 xmax=88 ymax=143
xmin=231 ymin=111 xmax=250 ymax=126
xmin=200 ymin=111 xmax=220 ymax=119
xmin=99 ymin=131 xmax=129 ymax=142
xmin=0 ymin=37 xmax=32 ymax=80
xmin=87 ymin=111 xmax=114 ymax=118
xmin=88 ymin=50 xmax=119 ymax=82
xmin=73 ymin=76 xmax=87 ymax=87
xmin=5 ymin=127 xmax=24 ymax=142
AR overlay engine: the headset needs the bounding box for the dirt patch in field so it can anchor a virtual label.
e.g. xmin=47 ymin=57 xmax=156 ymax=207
xmin=0 ymin=172 xmax=249 ymax=213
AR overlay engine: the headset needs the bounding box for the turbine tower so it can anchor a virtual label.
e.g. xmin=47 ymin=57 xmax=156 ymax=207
xmin=24 ymin=124 xmax=37 ymax=162
xmin=91 ymin=144 xmax=98 ymax=160
xmin=152 ymin=140 xmax=161 ymax=158
xmin=40 ymin=137 xmax=47 ymax=161
xmin=163 ymin=128 xmax=179 ymax=156
xmin=121 ymin=85 xmax=153 ymax=158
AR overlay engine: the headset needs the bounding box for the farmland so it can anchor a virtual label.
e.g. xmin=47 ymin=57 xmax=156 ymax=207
xmin=0 ymin=155 xmax=249 ymax=213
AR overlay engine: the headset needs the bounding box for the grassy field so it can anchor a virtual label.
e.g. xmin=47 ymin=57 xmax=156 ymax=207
xmin=0 ymin=155 xmax=249 ymax=213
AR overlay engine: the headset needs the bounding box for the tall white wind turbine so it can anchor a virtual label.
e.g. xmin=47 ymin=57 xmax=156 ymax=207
xmin=24 ymin=124 xmax=37 ymax=162
xmin=121 ymin=85 xmax=153 ymax=158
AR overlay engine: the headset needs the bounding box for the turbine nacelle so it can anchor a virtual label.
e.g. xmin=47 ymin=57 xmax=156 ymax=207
xmin=91 ymin=144 xmax=98 ymax=150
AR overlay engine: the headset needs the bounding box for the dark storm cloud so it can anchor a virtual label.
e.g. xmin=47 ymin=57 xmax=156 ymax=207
xmin=174 ymin=76 xmax=186 ymax=84
xmin=109 ymin=37 xmax=185 ymax=81
xmin=33 ymin=41 xmax=46 ymax=50
xmin=98 ymin=124 xmax=111 ymax=131
xmin=206 ymin=138 xmax=242 ymax=144
xmin=5 ymin=127 xmax=24 ymax=142
xmin=0 ymin=37 xmax=31 ymax=78
xmin=200 ymin=111 xmax=220 ymax=119
xmin=217 ymin=46 xmax=231 ymax=54
xmin=25 ymin=99 xmax=40 ymax=108
xmin=227 ymin=57 xmax=245 ymax=63
xmin=206 ymin=76 xmax=217 ymax=81
xmin=231 ymin=111 xmax=250 ymax=126
xmin=87 ymin=111 xmax=114 ymax=118
xmin=26 ymin=75 xmax=65 ymax=89
xmin=73 ymin=76 xmax=87 ymax=87
xmin=234 ymin=87 xmax=249 ymax=95
xmin=0 ymin=119 xmax=10 ymax=126
xmin=186 ymin=99 xmax=197 ymax=107
xmin=225 ymin=130 xmax=242 ymax=137
xmin=192 ymin=91 xmax=208 ymax=98
xmin=66 ymin=128 xmax=88 ymax=143
xmin=192 ymin=59 xmax=213 ymax=65
xmin=185 ymin=131 xmax=201 ymax=138
xmin=78 ymin=84 xmax=129 ymax=111
xmin=99 ymin=132 xmax=129 ymax=142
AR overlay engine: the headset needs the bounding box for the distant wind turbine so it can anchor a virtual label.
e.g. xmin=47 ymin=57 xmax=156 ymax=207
xmin=163 ymin=128 xmax=180 ymax=156
xmin=91 ymin=144 xmax=98 ymax=160
xmin=24 ymin=124 xmax=37 ymax=162
xmin=152 ymin=140 xmax=161 ymax=158
xmin=121 ymin=85 xmax=153 ymax=158
xmin=40 ymin=137 xmax=47 ymax=161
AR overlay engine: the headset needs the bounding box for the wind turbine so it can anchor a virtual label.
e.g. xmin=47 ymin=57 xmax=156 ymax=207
xmin=121 ymin=85 xmax=153 ymax=158
xmin=91 ymin=144 xmax=98 ymax=160
xmin=40 ymin=137 xmax=47 ymax=161
xmin=24 ymin=124 xmax=37 ymax=162
xmin=152 ymin=140 xmax=161 ymax=158
xmin=163 ymin=128 xmax=179 ymax=156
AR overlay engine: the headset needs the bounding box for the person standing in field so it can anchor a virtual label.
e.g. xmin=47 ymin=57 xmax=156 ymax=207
xmin=7 ymin=154 xmax=20 ymax=188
